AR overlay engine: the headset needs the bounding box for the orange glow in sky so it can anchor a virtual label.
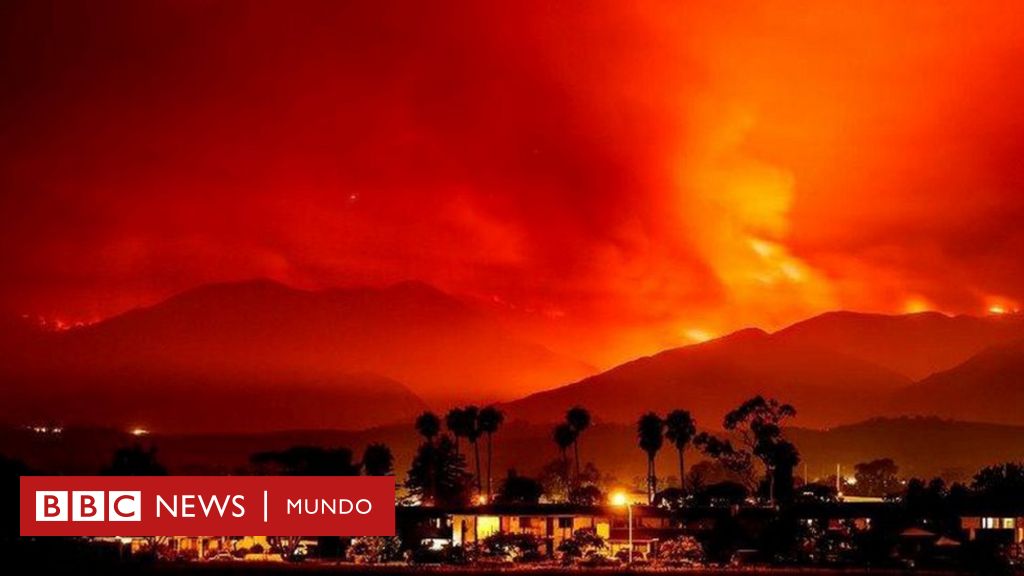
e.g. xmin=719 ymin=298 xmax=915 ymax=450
xmin=2 ymin=1 xmax=1024 ymax=369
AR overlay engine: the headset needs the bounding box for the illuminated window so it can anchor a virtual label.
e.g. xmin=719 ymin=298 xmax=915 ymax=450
xmin=478 ymin=516 xmax=500 ymax=539
xmin=982 ymin=518 xmax=1014 ymax=529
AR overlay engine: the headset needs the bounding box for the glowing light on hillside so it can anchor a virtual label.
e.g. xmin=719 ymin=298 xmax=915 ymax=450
xmin=684 ymin=329 xmax=713 ymax=343
xmin=903 ymin=297 xmax=933 ymax=314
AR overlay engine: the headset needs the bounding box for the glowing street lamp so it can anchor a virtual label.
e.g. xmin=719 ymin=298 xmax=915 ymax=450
xmin=610 ymin=491 xmax=633 ymax=564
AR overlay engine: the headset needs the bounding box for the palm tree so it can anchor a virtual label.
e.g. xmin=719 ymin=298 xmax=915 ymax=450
xmin=664 ymin=410 xmax=697 ymax=493
xmin=637 ymin=412 xmax=664 ymax=504
xmin=553 ymin=422 xmax=577 ymax=466
xmin=361 ymin=443 xmax=394 ymax=476
xmin=415 ymin=411 xmax=441 ymax=445
xmin=461 ymin=405 xmax=483 ymax=494
xmin=565 ymin=406 xmax=591 ymax=480
xmin=445 ymin=407 xmax=468 ymax=455
xmin=477 ymin=406 xmax=505 ymax=502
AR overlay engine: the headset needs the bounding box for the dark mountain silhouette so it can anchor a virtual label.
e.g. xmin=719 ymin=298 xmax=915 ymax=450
xmin=501 ymin=327 xmax=912 ymax=428
xmin=0 ymin=279 xmax=591 ymax=432
xmin=889 ymin=339 xmax=1024 ymax=425
xmin=775 ymin=310 xmax=1024 ymax=380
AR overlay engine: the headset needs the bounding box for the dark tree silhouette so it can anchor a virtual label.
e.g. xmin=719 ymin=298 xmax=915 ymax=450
xmin=445 ymin=407 xmax=470 ymax=455
xmin=637 ymin=412 xmax=665 ymax=504
xmin=361 ymin=443 xmax=394 ymax=476
xmin=495 ymin=469 xmax=543 ymax=505
xmin=461 ymin=405 xmax=483 ymax=494
xmin=553 ymin=422 xmax=577 ymax=466
xmin=852 ymin=458 xmax=901 ymax=497
xmin=565 ymin=406 xmax=591 ymax=480
xmin=971 ymin=462 xmax=1024 ymax=508
xmin=251 ymin=446 xmax=359 ymax=476
xmin=718 ymin=396 xmax=799 ymax=503
xmin=103 ymin=444 xmax=168 ymax=475
xmin=415 ymin=411 xmax=441 ymax=445
xmin=477 ymin=406 xmax=504 ymax=502
xmin=405 ymin=435 xmax=472 ymax=507
xmin=664 ymin=409 xmax=697 ymax=493
xmin=0 ymin=455 xmax=30 ymax=540
xmin=693 ymin=433 xmax=755 ymax=489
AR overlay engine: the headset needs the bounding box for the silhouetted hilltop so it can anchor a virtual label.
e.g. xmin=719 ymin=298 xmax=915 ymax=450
xmin=502 ymin=326 xmax=911 ymax=428
xmin=890 ymin=339 xmax=1024 ymax=424
xmin=0 ymin=279 xmax=592 ymax=432
xmin=776 ymin=310 xmax=1024 ymax=380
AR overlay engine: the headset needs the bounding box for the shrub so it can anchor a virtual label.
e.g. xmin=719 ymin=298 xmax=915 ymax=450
xmin=347 ymin=536 xmax=403 ymax=564
xmin=557 ymin=529 xmax=607 ymax=564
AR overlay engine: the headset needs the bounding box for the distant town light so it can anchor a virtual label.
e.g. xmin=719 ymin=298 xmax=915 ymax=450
xmin=130 ymin=427 xmax=149 ymax=437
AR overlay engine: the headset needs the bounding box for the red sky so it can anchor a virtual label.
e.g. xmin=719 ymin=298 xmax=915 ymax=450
xmin=2 ymin=0 xmax=1023 ymax=367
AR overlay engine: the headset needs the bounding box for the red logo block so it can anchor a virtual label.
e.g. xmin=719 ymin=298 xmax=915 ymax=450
xmin=21 ymin=476 xmax=395 ymax=536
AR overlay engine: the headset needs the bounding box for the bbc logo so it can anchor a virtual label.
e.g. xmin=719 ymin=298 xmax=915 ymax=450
xmin=35 ymin=491 xmax=141 ymax=522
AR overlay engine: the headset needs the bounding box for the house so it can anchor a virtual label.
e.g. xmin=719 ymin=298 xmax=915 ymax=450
xmin=961 ymin=513 xmax=1023 ymax=544
xmin=401 ymin=503 xmax=683 ymax=559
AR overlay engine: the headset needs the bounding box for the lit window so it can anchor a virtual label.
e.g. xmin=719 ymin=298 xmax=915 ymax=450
xmin=478 ymin=516 xmax=500 ymax=539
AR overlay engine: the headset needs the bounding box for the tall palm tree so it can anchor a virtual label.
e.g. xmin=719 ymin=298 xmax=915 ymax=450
xmin=565 ymin=406 xmax=591 ymax=480
xmin=361 ymin=443 xmax=394 ymax=476
xmin=477 ymin=406 xmax=504 ymax=502
xmin=415 ymin=412 xmax=441 ymax=445
xmin=462 ymin=405 xmax=483 ymax=494
xmin=553 ymin=422 xmax=577 ymax=466
xmin=664 ymin=410 xmax=697 ymax=493
xmin=445 ymin=407 xmax=468 ymax=455
xmin=637 ymin=412 xmax=665 ymax=504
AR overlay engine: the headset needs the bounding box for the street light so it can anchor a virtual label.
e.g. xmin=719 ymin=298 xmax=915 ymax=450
xmin=610 ymin=491 xmax=633 ymax=564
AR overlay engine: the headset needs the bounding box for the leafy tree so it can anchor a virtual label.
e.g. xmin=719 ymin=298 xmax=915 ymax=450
xmin=698 ymin=396 xmax=798 ymax=503
xmin=565 ymin=406 xmax=591 ymax=480
xmin=637 ymin=412 xmax=665 ymax=504
xmin=495 ymin=469 xmax=543 ymax=504
xmin=664 ymin=409 xmax=696 ymax=493
xmin=251 ymin=446 xmax=359 ymax=475
xmin=415 ymin=411 xmax=441 ymax=444
xmin=852 ymin=458 xmax=901 ymax=497
xmin=477 ymin=406 xmax=504 ymax=501
xmin=405 ymin=435 xmax=472 ymax=506
xmin=695 ymin=433 xmax=755 ymax=490
xmin=361 ymin=443 xmax=394 ymax=476
xmin=971 ymin=462 xmax=1024 ymax=508
xmin=692 ymin=481 xmax=748 ymax=507
xmin=103 ymin=444 xmax=168 ymax=475
xmin=568 ymin=483 xmax=604 ymax=506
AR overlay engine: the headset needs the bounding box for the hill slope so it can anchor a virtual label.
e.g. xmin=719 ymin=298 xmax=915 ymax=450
xmin=775 ymin=310 xmax=1024 ymax=380
xmin=502 ymin=327 xmax=912 ymax=428
xmin=890 ymin=340 xmax=1024 ymax=424
xmin=0 ymin=280 xmax=592 ymax=432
